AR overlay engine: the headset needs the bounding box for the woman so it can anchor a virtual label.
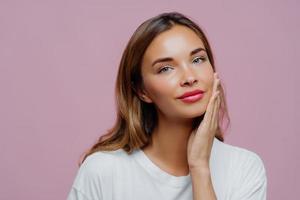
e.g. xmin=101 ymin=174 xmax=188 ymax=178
xmin=67 ymin=12 xmax=267 ymax=200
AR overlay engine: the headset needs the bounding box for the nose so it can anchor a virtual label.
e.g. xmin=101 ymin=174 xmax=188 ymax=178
xmin=180 ymin=65 xmax=198 ymax=87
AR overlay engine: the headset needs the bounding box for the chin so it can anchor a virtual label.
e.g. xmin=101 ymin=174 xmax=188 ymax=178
xmin=189 ymin=111 xmax=206 ymax=118
xmin=161 ymin=100 xmax=208 ymax=119
xmin=178 ymin=107 xmax=206 ymax=119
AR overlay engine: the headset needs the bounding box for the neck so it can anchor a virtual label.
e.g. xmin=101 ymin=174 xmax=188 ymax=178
xmin=142 ymin=114 xmax=195 ymax=176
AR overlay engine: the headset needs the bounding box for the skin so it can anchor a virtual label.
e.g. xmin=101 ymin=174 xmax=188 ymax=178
xmin=138 ymin=25 xmax=220 ymax=200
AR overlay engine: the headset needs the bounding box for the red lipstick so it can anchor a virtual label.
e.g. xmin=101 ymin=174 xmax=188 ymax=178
xmin=178 ymin=89 xmax=205 ymax=103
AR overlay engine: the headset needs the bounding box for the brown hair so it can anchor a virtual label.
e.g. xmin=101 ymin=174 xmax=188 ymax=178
xmin=79 ymin=12 xmax=230 ymax=166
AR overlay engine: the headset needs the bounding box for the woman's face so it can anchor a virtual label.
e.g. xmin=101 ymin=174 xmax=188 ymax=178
xmin=139 ymin=25 xmax=215 ymax=120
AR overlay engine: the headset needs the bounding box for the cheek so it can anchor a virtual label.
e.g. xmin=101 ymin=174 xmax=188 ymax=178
xmin=198 ymin=65 xmax=214 ymax=96
xmin=198 ymin=64 xmax=214 ymax=86
xmin=206 ymin=74 xmax=214 ymax=90
xmin=143 ymin=77 xmax=176 ymax=100
xmin=206 ymin=78 xmax=215 ymax=101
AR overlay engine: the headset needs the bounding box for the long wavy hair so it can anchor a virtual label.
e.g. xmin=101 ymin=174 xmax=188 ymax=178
xmin=79 ymin=12 xmax=230 ymax=166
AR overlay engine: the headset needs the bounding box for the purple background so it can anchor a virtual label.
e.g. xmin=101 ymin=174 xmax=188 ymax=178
xmin=0 ymin=0 xmax=299 ymax=199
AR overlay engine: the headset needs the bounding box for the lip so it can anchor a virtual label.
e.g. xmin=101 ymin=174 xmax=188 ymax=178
xmin=178 ymin=89 xmax=205 ymax=99
xmin=178 ymin=89 xmax=205 ymax=103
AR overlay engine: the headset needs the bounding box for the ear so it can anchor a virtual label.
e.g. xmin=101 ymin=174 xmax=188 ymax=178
xmin=137 ymin=88 xmax=153 ymax=103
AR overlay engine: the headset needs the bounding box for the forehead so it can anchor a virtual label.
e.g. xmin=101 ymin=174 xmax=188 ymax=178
xmin=143 ymin=25 xmax=205 ymax=61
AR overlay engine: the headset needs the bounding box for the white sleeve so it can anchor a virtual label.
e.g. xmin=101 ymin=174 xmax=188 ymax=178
xmin=231 ymin=152 xmax=267 ymax=200
xmin=67 ymin=187 xmax=92 ymax=200
xmin=66 ymin=153 xmax=110 ymax=200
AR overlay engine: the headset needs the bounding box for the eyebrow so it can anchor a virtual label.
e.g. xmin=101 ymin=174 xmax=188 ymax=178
xmin=151 ymin=47 xmax=206 ymax=67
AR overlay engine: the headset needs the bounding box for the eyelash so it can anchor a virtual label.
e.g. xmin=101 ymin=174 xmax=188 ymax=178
xmin=158 ymin=56 xmax=207 ymax=74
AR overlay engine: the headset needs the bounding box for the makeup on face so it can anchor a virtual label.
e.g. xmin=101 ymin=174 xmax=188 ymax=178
xmin=140 ymin=25 xmax=214 ymax=118
xmin=177 ymin=89 xmax=205 ymax=103
xmin=151 ymin=47 xmax=207 ymax=67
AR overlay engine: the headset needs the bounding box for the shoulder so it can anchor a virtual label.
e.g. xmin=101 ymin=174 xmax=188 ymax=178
xmin=71 ymin=149 xmax=128 ymax=189
xmin=214 ymin=138 xmax=267 ymax=182
xmin=68 ymin=149 xmax=130 ymax=199
xmin=231 ymin=145 xmax=267 ymax=185
xmin=214 ymin=138 xmax=266 ymax=170
xmin=213 ymin=139 xmax=267 ymax=198
xmin=79 ymin=149 xmax=129 ymax=176
xmin=227 ymin=142 xmax=265 ymax=173
xmin=217 ymin=140 xmax=267 ymax=191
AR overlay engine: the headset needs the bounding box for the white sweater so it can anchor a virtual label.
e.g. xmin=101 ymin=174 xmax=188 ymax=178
xmin=67 ymin=137 xmax=267 ymax=200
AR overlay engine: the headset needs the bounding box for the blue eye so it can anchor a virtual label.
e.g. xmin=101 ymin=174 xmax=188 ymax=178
xmin=157 ymin=57 xmax=207 ymax=74
xmin=158 ymin=65 xmax=172 ymax=74
xmin=193 ymin=56 xmax=206 ymax=64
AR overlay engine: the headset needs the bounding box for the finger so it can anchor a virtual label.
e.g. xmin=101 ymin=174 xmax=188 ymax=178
xmin=217 ymin=95 xmax=221 ymax=127
xmin=209 ymin=74 xmax=220 ymax=121
xmin=213 ymin=73 xmax=219 ymax=94
xmin=210 ymin=91 xmax=220 ymax=129
xmin=212 ymin=92 xmax=220 ymax=129
xmin=210 ymin=72 xmax=221 ymax=127
xmin=209 ymin=73 xmax=219 ymax=106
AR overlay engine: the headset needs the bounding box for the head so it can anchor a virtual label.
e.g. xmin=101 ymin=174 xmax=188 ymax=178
xmin=138 ymin=24 xmax=215 ymax=123
xmin=80 ymin=12 xmax=230 ymax=165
